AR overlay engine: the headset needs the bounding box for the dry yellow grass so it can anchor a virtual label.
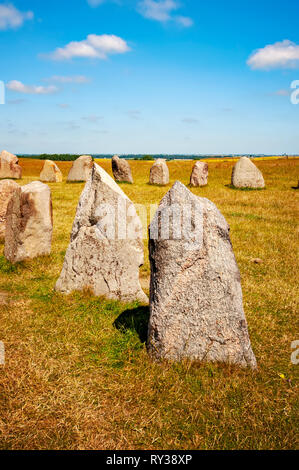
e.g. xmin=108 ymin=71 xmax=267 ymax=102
xmin=0 ymin=157 xmax=298 ymax=450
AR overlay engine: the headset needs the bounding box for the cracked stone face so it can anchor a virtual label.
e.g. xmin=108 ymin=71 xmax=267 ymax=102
xmin=0 ymin=179 xmax=20 ymax=240
xmin=0 ymin=150 xmax=22 ymax=179
xmin=147 ymin=181 xmax=257 ymax=368
xmin=55 ymin=163 xmax=148 ymax=303
xmin=4 ymin=181 xmax=53 ymax=263
xmin=112 ymin=155 xmax=133 ymax=183
xmin=67 ymin=155 xmax=93 ymax=182
xmin=149 ymin=159 xmax=169 ymax=185
xmin=231 ymin=157 xmax=265 ymax=189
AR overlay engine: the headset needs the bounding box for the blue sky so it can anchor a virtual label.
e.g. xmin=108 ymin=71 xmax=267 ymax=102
xmin=1 ymin=0 xmax=299 ymax=154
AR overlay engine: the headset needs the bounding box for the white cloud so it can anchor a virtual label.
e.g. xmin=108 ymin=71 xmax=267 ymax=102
xmin=6 ymin=80 xmax=58 ymax=95
xmin=247 ymin=40 xmax=299 ymax=70
xmin=47 ymin=34 xmax=130 ymax=60
xmin=176 ymin=15 xmax=193 ymax=27
xmin=46 ymin=75 xmax=90 ymax=83
xmin=0 ymin=3 xmax=33 ymax=30
xmin=137 ymin=0 xmax=193 ymax=27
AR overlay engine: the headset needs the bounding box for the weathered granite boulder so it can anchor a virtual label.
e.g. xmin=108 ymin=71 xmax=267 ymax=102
xmin=147 ymin=181 xmax=257 ymax=368
xmin=0 ymin=179 xmax=20 ymax=240
xmin=67 ymin=155 xmax=93 ymax=182
xmin=0 ymin=150 xmax=22 ymax=179
xmin=4 ymin=181 xmax=53 ymax=263
xmin=231 ymin=157 xmax=265 ymax=189
xmin=55 ymin=163 xmax=148 ymax=303
xmin=149 ymin=159 xmax=169 ymax=185
xmin=40 ymin=160 xmax=63 ymax=183
xmin=112 ymin=155 xmax=133 ymax=183
xmin=190 ymin=161 xmax=208 ymax=187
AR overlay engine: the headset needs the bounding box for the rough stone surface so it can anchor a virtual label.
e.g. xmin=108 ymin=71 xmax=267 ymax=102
xmin=149 ymin=159 xmax=169 ymax=185
xmin=0 ymin=150 xmax=22 ymax=179
xmin=67 ymin=155 xmax=93 ymax=182
xmin=0 ymin=179 xmax=20 ymax=240
xmin=112 ymin=155 xmax=133 ymax=183
xmin=55 ymin=163 xmax=148 ymax=303
xmin=231 ymin=157 xmax=265 ymax=189
xmin=4 ymin=181 xmax=53 ymax=263
xmin=40 ymin=160 xmax=63 ymax=183
xmin=147 ymin=181 xmax=257 ymax=368
xmin=190 ymin=161 xmax=208 ymax=187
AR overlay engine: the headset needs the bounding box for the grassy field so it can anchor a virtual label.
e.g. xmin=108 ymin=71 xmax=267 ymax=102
xmin=0 ymin=157 xmax=298 ymax=450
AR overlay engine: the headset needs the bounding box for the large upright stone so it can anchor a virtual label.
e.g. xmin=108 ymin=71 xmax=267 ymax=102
xmin=4 ymin=181 xmax=53 ymax=263
xmin=0 ymin=179 xmax=20 ymax=240
xmin=40 ymin=160 xmax=63 ymax=183
xmin=190 ymin=161 xmax=208 ymax=187
xmin=0 ymin=150 xmax=22 ymax=179
xmin=231 ymin=157 xmax=265 ymax=189
xmin=148 ymin=181 xmax=257 ymax=368
xmin=112 ymin=155 xmax=133 ymax=183
xmin=55 ymin=163 xmax=147 ymax=303
xmin=67 ymin=155 xmax=93 ymax=182
xmin=149 ymin=159 xmax=169 ymax=185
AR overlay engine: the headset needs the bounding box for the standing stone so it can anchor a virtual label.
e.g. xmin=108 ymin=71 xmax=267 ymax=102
xmin=40 ymin=160 xmax=63 ymax=183
xmin=190 ymin=161 xmax=208 ymax=187
xmin=0 ymin=180 xmax=20 ymax=240
xmin=112 ymin=155 xmax=133 ymax=183
xmin=149 ymin=159 xmax=169 ymax=185
xmin=0 ymin=150 xmax=22 ymax=179
xmin=67 ymin=155 xmax=93 ymax=182
xmin=148 ymin=181 xmax=257 ymax=368
xmin=55 ymin=163 xmax=148 ymax=303
xmin=231 ymin=157 xmax=265 ymax=189
xmin=4 ymin=181 xmax=53 ymax=263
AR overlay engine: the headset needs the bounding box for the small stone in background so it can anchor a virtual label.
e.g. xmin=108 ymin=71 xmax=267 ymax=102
xmin=0 ymin=150 xmax=22 ymax=179
xmin=40 ymin=160 xmax=63 ymax=182
xmin=67 ymin=155 xmax=93 ymax=182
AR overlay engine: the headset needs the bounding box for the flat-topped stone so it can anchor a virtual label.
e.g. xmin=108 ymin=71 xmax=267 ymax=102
xmin=149 ymin=159 xmax=169 ymax=185
xmin=190 ymin=161 xmax=208 ymax=187
xmin=4 ymin=181 xmax=53 ymax=263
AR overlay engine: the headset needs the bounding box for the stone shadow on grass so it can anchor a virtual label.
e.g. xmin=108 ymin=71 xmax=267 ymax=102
xmin=225 ymin=184 xmax=265 ymax=191
xmin=114 ymin=306 xmax=150 ymax=343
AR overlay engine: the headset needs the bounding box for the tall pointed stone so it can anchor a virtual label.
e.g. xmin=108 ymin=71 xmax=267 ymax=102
xmin=55 ymin=163 xmax=147 ymax=303
xmin=4 ymin=181 xmax=53 ymax=263
xmin=40 ymin=160 xmax=63 ymax=183
xmin=0 ymin=150 xmax=22 ymax=179
xmin=112 ymin=155 xmax=133 ymax=183
xmin=231 ymin=157 xmax=265 ymax=189
xmin=148 ymin=181 xmax=257 ymax=368
xmin=149 ymin=159 xmax=169 ymax=185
